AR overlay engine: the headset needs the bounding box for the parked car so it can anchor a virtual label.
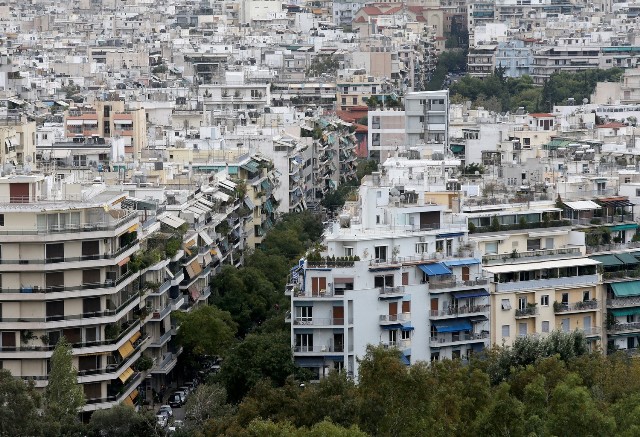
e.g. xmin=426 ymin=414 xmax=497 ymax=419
xmin=156 ymin=412 xmax=168 ymax=428
xmin=178 ymin=385 xmax=191 ymax=396
xmin=168 ymin=420 xmax=184 ymax=433
xmin=158 ymin=405 xmax=173 ymax=417
xmin=185 ymin=381 xmax=197 ymax=393
xmin=174 ymin=390 xmax=187 ymax=405
xmin=168 ymin=393 xmax=183 ymax=408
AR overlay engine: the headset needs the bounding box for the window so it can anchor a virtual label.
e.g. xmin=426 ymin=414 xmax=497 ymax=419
xmin=523 ymin=137 xmax=530 ymax=145
xmin=527 ymin=238 xmax=541 ymax=251
xmin=374 ymin=275 xmax=394 ymax=288
xmin=0 ymin=214 xmax=4 ymax=226
xmin=561 ymin=318 xmax=570 ymax=332
xmin=402 ymin=272 xmax=409 ymax=286
xmin=561 ymin=292 xmax=569 ymax=304
xmin=46 ymin=300 xmax=64 ymax=321
xmin=502 ymin=324 xmax=510 ymax=337
xmin=376 ymin=215 xmax=381 ymax=224
xmin=295 ymin=306 xmax=313 ymax=323
xmin=415 ymin=242 xmax=429 ymax=253
xmin=388 ymin=329 xmax=397 ymax=345
xmin=545 ymin=238 xmax=554 ymax=250
xmin=501 ymin=299 xmax=512 ymax=310
xmin=485 ymin=241 xmax=498 ymax=254
xmin=542 ymin=321 xmax=550 ymax=333
xmin=518 ymin=297 xmax=527 ymax=311
xmin=344 ymin=246 xmax=354 ymax=257
xmin=431 ymin=352 xmax=440 ymax=361
xmin=295 ymin=333 xmax=313 ymax=352
xmin=401 ymin=329 xmax=411 ymax=340
xmin=540 ymin=295 xmax=549 ymax=306
xmin=374 ymin=246 xmax=387 ymax=262
xmin=583 ymin=290 xmax=590 ymax=302
xmin=518 ymin=323 xmax=528 ymax=336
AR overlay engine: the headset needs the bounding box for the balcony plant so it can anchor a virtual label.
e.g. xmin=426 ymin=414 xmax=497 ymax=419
xmin=21 ymin=330 xmax=36 ymax=346
xmin=553 ymin=301 xmax=565 ymax=312
xmin=105 ymin=323 xmax=121 ymax=340
xmin=133 ymin=354 xmax=153 ymax=372
xmin=40 ymin=334 xmax=49 ymax=345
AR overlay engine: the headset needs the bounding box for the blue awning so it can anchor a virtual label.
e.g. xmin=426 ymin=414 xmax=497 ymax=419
xmin=436 ymin=232 xmax=465 ymax=238
xmin=401 ymin=324 xmax=414 ymax=332
xmin=443 ymin=258 xmax=481 ymax=267
xmin=324 ymin=356 xmax=344 ymax=361
xmin=453 ymin=289 xmax=490 ymax=299
xmin=381 ymin=324 xmax=403 ymax=330
xmin=432 ymin=319 xmax=472 ymax=333
xmin=400 ymin=353 xmax=410 ymax=365
xmin=295 ymin=357 xmax=324 ymax=367
xmin=418 ymin=263 xmax=452 ymax=276
xmin=471 ymin=343 xmax=485 ymax=352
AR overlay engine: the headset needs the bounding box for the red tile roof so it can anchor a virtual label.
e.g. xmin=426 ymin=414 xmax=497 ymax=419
xmin=361 ymin=6 xmax=382 ymax=15
xmin=597 ymin=122 xmax=626 ymax=128
xmin=529 ymin=113 xmax=555 ymax=118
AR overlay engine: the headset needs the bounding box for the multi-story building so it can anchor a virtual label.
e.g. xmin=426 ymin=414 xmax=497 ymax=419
xmin=404 ymin=90 xmax=449 ymax=152
xmin=287 ymin=172 xmax=487 ymax=380
xmin=367 ymin=109 xmax=407 ymax=162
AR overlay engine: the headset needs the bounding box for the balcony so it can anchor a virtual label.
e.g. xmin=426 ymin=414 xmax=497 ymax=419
xmin=429 ymin=332 xmax=489 ymax=347
xmin=149 ymin=329 xmax=173 ymax=348
xmin=495 ymin=274 xmax=599 ymax=292
xmin=83 ymin=372 xmax=142 ymax=412
xmin=554 ymin=300 xmax=599 ymax=313
xmin=378 ymin=285 xmax=405 ymax=298
xmin=429 ymin=304 xmax=490 ymax=319
xmin=428 ymin=277 xmax=489 ymax=291
xmin=150 ymin=349 xmax=181 ymax=374
xmin=608 ymin=295 xmax=640 ymax=308
xmin=379 ymin=313 xmax=410 ymax=325
xmin=515 ymin=306 xmax=539 ymax=318
xmin=609 ymin=322 xmax=640 ymax=334
xmin=293 ymin=345 xmax=343 ymax=354
xmin=292 ymin=317 xmax=351 ymax=326
xmin=482 ymin=247 xmax=582 ymax=265
xmin=0 ymin=211 xmax=138 ymax=237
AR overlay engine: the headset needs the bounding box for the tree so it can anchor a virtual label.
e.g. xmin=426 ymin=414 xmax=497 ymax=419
xmin=472 ymin=382 xmax=526 ymax=437
xmin=88 ymin=405 xmax=160 ymax=437
xmin=219 ymin=331 xmax=299 ymax=402
xmin=184 ymin=383 xmax=234 ymax=430
xmin=44 ymin=338 xmax=85 ymax=430
xmin=0 ymin=369 xmax=42 ymax=436
xmin=175 ymin=305 xmax=237 ymax=357
xmin=241 ymin=419 xmax=369 ymax=437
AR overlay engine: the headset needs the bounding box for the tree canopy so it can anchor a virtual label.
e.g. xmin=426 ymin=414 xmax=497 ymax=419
xmin=175 ymin=305 xmax=237 ymax=356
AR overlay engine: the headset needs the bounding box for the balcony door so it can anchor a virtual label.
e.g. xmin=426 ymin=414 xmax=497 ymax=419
xmin=332 ymin=306 xmax=344 ymax=325
xmin=389 ymin=302 xmax=398 ymax=319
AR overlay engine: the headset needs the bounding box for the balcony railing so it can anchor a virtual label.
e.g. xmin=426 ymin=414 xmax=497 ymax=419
xmin=293 ymin=345 xmax=343 ymax=353
xmin=0 ymin=240 xmax=139 ymax=265
xmin=610 ymin=322 xmax=640 ymax=333
xmin=515 ymin=307 xmax=539 ymax=318
xmin=292 ymin=317 xmax=351 ymax=326
xmin=0 ymin=269 xmax=135 ymax=294
xmin=428 ymin=277 xmax=489 ymax=290
xmin=429 ymin=332 xmax=489 ymax=347
xmin=608 ymin=295 xmax=640 ymax=308
xmin=379 ymin=313 xmax=411 ymax=323
xmin=429 ymin=304 xmax=490 ymax=318
xmin=85 ymin=372 xmax=142 ymax=405
xmin=379 ymin=285 xmax=405 ymax=296
xmin=554 ymin=300 xmax=599 ymax=313
xmin=151 ymin=303 xmax=171 ymax=320
xmin=482 ymin=247 xmax=582 ymax=265
xmin=0 ymin=212 xmax=138 ymax=235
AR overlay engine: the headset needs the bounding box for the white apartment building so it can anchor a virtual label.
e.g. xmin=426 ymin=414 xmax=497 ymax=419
xmin=404 ymin=90 xmax=449 ymax=155
xmin=287 ymin=172 xmax=489 ymax=380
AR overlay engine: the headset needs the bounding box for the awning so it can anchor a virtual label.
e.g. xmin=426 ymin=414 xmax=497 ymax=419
xmin=213 ymin=191 xmax=231 ymax=202
xmin=129 ymin=331 xmax=141 ymax=343
xmin=616 ymin=252 xmax=640 ymax=265
xmin=240 ymin=161 xmax=259 ymax=173
xmin=218 ymin=179 xmax=237 ymax=191
xmin=418 ymin=263 xmax=452 ymax=276
xmin=400 ymin=353 xmax=410 ymax=365
xmin=118 ymin=341 xmax=134 ymax=359
xmin=381 ymin=324 xmax=404 ymax=330
xmin=611 ymin=281 xmax=640 ymax=298
xmin=66 ymin=119 xmax=84 ymax=126
xmin=611 ymin=307 xmax=640 ymax=317
xmin=436 ymin=232 xmax=465 ymax=239
xmin=432 ymin=319 xmax=472 ymax=333
xmin=129 ymin=389 xmax=139 ymax=401
xmin=590 ymin=254 xmax=624 ymax=267
xmin=118 ymin=256 xmax=131 ymax=267
xmin=443 ymin=258 xmax=481 ymax=267
xmin=199 ymin=231 xmax=213 ymax=246
xmin=333 ymin=277 xmax=354 ymax=284
xmin=296 ymin=357 xmax=324 ymax=367
xmin=450 ymin=144 xmax=465 ymax=153
xmin=610 ymin=223 xmax=639 ymax=232
xmin=56 ymin=100 xmax=69 ymax=107
xmin=244 ymin=196 xmax=255 ymax=210
xmin=119 ymin=367 xmax=134 ymax=383
xmin=484 ymin=258 xmax=600 ymax=274
xmin=453 ymin=290 xmax=490 ymax=299
xmin=159 ymin=215 xmax=186 ymax=229
xmin=564 ymin=200 xmax=601 ymax=210
xmin=196 ymin=197 xmax=214 ymax=208
xmin=401 ymin=324 xmax=414 ymax=332
xmin=123 ymin=397 xmax=134 ymax=406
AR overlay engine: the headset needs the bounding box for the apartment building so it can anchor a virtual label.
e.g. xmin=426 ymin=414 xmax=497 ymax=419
xmin=367 ymin=109 xmax=407 ymax=162
xmin=0 ymin=175 xmax=146 ymax=411
xmin=287 ymin=172 xmax=488 ymax=380
xmin=467 ymin=203 xmax=603 ymax=350
xmin=404 ymin=90 xmax=449 ymax=152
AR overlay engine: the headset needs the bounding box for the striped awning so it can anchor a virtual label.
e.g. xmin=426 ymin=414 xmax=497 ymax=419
xmin=119 ymin=367 xmax=134 ymax=383
xmin=129 ymin=331 xmax=141 ymax=343
xmin=117 ymin=341 xmax=134 ymax=359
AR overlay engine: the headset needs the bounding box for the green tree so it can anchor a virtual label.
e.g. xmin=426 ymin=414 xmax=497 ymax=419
xmin=219 ymin=331 xmax=299 ymax=402
xmin=0 ymin=369 xmax=42 ymax=436
xmin=242 ymin=419 xmax=369 ymax=437
xmin=356 ymin=159 xmax=378 ymax=180
xmin=175 ymin=305 xmax=237 ymax=356
xmin=88 ymin=405 xmax=159 ymax=437
xmin=472 ymin=382 xmax=526 ymax=437
xmin=44 ymin=337 xmax=85 ymax=430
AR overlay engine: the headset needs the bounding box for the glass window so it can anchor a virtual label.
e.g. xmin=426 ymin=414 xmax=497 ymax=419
xmin=542 ymin=321 xmax=550 ymax=333
xmin=502 ymin=325 xmax=510 ymax=337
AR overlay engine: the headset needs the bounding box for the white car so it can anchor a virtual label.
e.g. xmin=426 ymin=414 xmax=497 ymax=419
xmin=158 ymin=405 xmax=173 ymax=417
xmin=175 ymin=390 xmax=187 ymax=405
xmin=168 ymin=420 xmax=184 ymax=433
xmin=156 ymin=412 xmax=168 ymax=428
